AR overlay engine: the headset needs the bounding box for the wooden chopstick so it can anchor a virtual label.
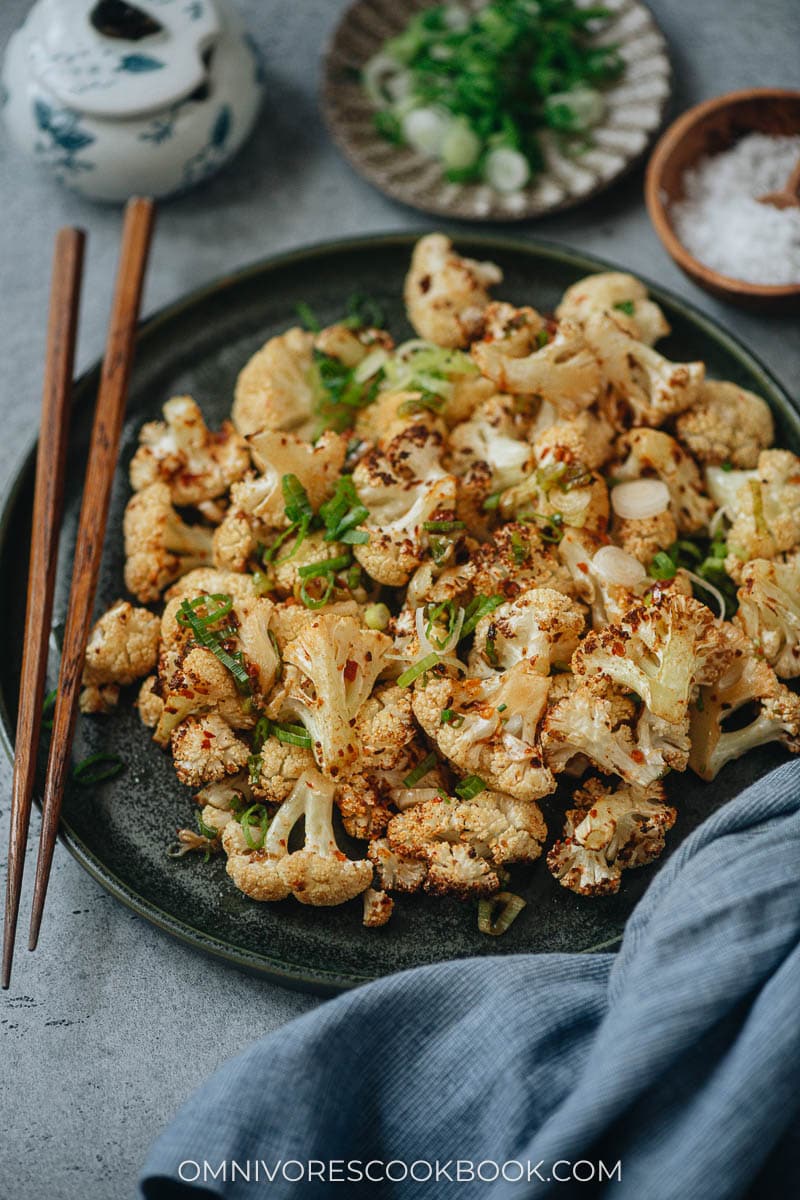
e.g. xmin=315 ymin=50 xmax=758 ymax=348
xmin=28 ymin=197 xmax=156 ymax=953
xmin=2 ymin=229 xmax=86 ymax=989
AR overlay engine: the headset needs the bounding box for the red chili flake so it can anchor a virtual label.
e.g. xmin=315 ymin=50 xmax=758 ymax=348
xmin=631 ymin=749 xmax=645 ymax=764
xmin=343 ymin=660 xmax=359 ymax=682
xmin=578 ymin=561 xmax=589 ymax=574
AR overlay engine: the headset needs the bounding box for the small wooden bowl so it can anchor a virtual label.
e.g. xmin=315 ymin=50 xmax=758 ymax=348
xmin=645 ymin=88 xmax=800 ymax=310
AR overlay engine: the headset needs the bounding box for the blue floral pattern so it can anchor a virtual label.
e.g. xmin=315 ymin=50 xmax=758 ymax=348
xmin=117 ymin=54 xmax=165 ymax=73
xmin=182 ymin=103 xmax=232 ymax=185
xmin=33 ymin=98 xmax=95 ymax=172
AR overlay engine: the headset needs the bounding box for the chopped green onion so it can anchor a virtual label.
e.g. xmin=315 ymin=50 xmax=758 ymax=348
xmin=613 ymin=299 xmax=635 ymax=316
xmin=721 ymin=460 xmax=733 ymax=472
xmin=423 ymin=520 xmax=465 ymax=533
xmin=455 ymin=774 xmax=486 ymax=800
xmin=402 ymin=752 xmax=438 ymax=788
xmin=176 ymin=597 xmax=252 ymax=695
xmin=425 ymin=599 xmax=460 ymax=649
xmin=72 ymin=752 xmax=125 ymax=785
xmin=461 ymin=594 xmax=504 ymax=638
xmin=197 ymin=812 xmax=219 ymax=841
xmin=247 ymin=753 xmax=262 ymax=786
xmin=397 ymin=391 xmax=445 ymax=417
xmin=282 ymin=473 xmax=314 ymax=524
xmin=252 ymin=569 xmax=273 ymax=596
xmin=319 ymin=476 xmax=370 ymax=543
xmin=296 ymin=301 xmax=321 ymax=332
xmin=478 ymin=891 xmax=526 ymax=937
xmin=239 ymin=803 xmax=270 ymax=850
xmin=648 ymin=551 xmax=677 ymax=581
xmin=440 ymin=707 xmax=464 ymax=727
xmin=272 ymin=722 xmax=313 ymax=749
xmin=297 ymin=553 xmax=352 ymax=580
xmin=536 ymin=328 xmax=550 ymax=348
xmin=510 ymin=531 xmax=528 ymax=565
xmin=343 ymin=293 xmax=386 ymax=330
xmin=497 ymin=703 xmax=508 ymax=713
xmin=483 ymin=492 xmax=502 ymax=511
xmin=397 ymin=652 xmax=440 ymax=687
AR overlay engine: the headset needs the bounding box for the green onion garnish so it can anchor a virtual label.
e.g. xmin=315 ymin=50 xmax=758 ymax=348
xmin=397 ymin=652 xmax=440 ymax=687
xmin=239 ymin=803 xmax=270 ymax=850
xmin=613 ymin=300 xmax=635 ymax=316
xmin=402 ymin=752 xmax=438 ymax=788
xmin=478 ymin=891 xmax=527 ymax=937
xmin=197 ymin=812 xmax=219 ymax=841
xmin=461 ymin=594 xmax=504 ymax=638
xmin=455 ymin=774 xmax=487 ymax=800
xmin=648 ymin=551 xmax=677 ymax=581
xmin=72 ymin=752 xmax=125 ymax=785
xmin=273 ymin=722 xmax=313 ymax=749
xmin=297 ymin=553 xmax=352 ymax=580
xmin=423 ymin=520 xmax=465 ymax=534
xmin=536 ymin=328 xmax=550 ymax=348
xmin=176 ymin=595 xmax=252 ymax=695
xmin=296 ymin=300 xmax=321 ymax=332
xmin=440 ymin=707 xmax=464 ymax=727
xmin=483 ymin=492 xmax=502 ymax=511
xmin=247 ymin=753 xmax=262 ymax=786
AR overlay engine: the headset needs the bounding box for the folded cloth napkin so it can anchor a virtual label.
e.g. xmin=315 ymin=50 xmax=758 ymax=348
xmin=141 ymin=763 xmax=800 ymax=1200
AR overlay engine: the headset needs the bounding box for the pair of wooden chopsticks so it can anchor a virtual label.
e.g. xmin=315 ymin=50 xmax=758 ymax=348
xmin=2 ymin=197 xmax=156 ymax=989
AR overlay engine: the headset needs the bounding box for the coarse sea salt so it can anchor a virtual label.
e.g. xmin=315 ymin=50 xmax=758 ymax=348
xmin=671 ymin=132 xmax=800 ymax=285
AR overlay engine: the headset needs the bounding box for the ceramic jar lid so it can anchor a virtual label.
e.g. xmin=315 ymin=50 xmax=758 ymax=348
xmin=26 ymin=0 xmax=222 ymax=119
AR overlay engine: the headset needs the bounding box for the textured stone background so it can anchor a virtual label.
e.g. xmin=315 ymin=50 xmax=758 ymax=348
xmin=0 ymin=1 xmax=798 ymax=1196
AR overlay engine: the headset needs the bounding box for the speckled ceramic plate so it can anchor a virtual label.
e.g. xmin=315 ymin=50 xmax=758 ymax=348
xmin=1 ymin=234 xmax=798 ymax=994
xmin=323 ymin=0 xmax=672 ymax=221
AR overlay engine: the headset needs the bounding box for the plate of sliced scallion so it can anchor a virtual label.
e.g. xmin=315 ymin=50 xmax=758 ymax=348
xmin=323 ymin=0 xmax=671 ymax=220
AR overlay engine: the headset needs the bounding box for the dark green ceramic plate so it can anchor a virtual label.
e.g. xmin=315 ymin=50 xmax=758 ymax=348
xmin=1 ymin=234 xmax=798 ymax=994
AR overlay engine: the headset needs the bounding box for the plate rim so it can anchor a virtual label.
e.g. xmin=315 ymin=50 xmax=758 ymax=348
xmin=2 ymin=230 xmax=798 ymax=995
xmin=321 ymin=0 xmax=674 ymax=222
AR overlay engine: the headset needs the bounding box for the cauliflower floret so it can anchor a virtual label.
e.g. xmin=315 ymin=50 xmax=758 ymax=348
xmin=736 ymin=554 xmax=800 ymax=677
xmin=314 ymin=322 xmax=393 ymax=368
xmin=555 ymin=273 xmax=670 ymax=346
xmin=612 ymin=510 xmax=678 ymax=564
xmin=362 ymin=888 xmax=394 ymax=927
xmin=541 ymin=677 xmax=670 ymax=786
xmin=584 ymin=310 xmax=703 ymax=427
xmin=448 ymin=393 xmax=534 ymax=493
xmin=706 ymin=450 xmax=800 ymax=572
xmin=232 ymin=327 xmax=317 ymax=439
xmin=170 ymin=713 xmax=250 ymax=787
xmin=273 ymin=613 xmax=392 ymax=775
xmin=223 ymin=769 xmax=372 ymax=906
xmin=123 ymin=482 xmax=214 ymax=603
xmin=262 ymin=530 xmax=349 ymax=603
xmin=464 ymin=523 xmax=576 ymax=601
xmin=498 ymin=460 xmax=610 ymax=538
xmin=241 ymin=429 xmax=347 ymax=520
xmin=368 ymin=837 xmax=428 ymax=894
xmin=154 ymin=645 xmax=256 ymax=748
xmin=212 ymin=508 xmax=258 ymax=573
xmin=412 ymin=667 xmax=556 ymax=802
xmin=269 ymin=598 xmax=362 ymax=649
xmin=547 ymin=777 xmax=676 ymax=896
xmin=404 ymin=233 xmax=502 ymax=347
xmin=689 ymin=625 xmax=800 ymax=780
xmin=386 ymin=790 xmax=546 ymax=898
xmin=252 ymin=736 xmax=316 ymax=804
xmin=136 ymin=676 xmax=163 ymax=728
xmin=352 ymin=424 xmax=458 ymax=586
xmin=472 ymin=313 xmax=601 ymax=417
xmin=80 ymin=600 xmax=160 ymax=714
xmin=572 ymin=591 xmax=732 ymax=723
xmin=532 ymin=408 xmax=616 ymax=472
xmin=165 ymin=568 xmax=256 ymax=605
xmin=195 ymin=771 xmax=252 ymax=814
xmin=675 ymin=381 xmax=774 ymax=469
xmin=129 ymin=395 xmax=249 ymax=504
xmin=332 ymin=687 xmax=419 ymax=838
xmin=615 ymin=428 xmax=713 ymax=534
xmin=468 ymin=588 xmax=585 ymax=677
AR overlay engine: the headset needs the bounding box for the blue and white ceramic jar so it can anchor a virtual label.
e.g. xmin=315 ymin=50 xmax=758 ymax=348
xmin=2 ymin=0 xmax=264 ymax=202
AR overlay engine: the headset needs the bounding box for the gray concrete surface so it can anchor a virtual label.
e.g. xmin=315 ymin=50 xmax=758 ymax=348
xmin=1 ymin=2 xmax=798 ymax=1197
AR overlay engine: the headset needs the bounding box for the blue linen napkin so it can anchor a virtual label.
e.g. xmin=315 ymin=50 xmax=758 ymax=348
xmin=140 ymin=762 xmax=800 ymax=1199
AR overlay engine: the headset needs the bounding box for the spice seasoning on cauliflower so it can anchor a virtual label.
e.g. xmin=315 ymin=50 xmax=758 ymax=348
xmin=98 ymin=234 xmax=799 ymax=931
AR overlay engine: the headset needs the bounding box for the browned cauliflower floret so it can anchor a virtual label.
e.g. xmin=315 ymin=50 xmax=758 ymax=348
xmin=472 ymin=311 xmax=601 ymax=417
xmin=448 ymin=392 xmax=534 ymax=494
xmin=464 ymin=523 xmax=576 ymax=601
xmin=266 ymin=531 xmax=350 ymax=602
xmin=412 ymin=667 xmax=556 ymax=802
xmin=404 ymin=233 xmax=502 ymax=347
xmin=223 ymin=770 xmax=372 ymax=906
xmin=352 ymin=424 xmax=458 ymax=586
xmin=170 ymin=713 xmax=250 ymax=787
xmin=252 ymin=736 xmax=316 ymax=804
xmin=572 ymin=591 xmax=732 ymax=724
xmin=154 ymin=645 xmax=256 ymax=748
xmin=368 ymin=837 xmax=428 ymax=894
xmin=612 ymin=510 xmax=678 ymax=564
xmin=362 ymin=888 xmax=394 ymax=927
xmin=136 ymin=676 xmax=163 ymax=728
xmin=232 ymin=327 xmax=317 ymax=439
xmin=585 ymin=310 xmax=704 ymax=427
xmin=386 ymin=789 xmax=546 ymax=898
xmin=269 ymin=598 xmax=362 ymax=649
xmin=165 ymin=568 xmax=256 ymax=605
xmin=532 ymin=408 xmax=616 ymax=472
xmin=129 ymin=395 xmax=249 ymax=504
xmin=271 ymin=613 xmax=392 ymax=775
xmin=468 ymin=588 xmax=585 ymax=677
xmin=675 ymin=381 xmax=774 ymax=469
xmin=615 ymin=428 xmax=714 ymax=534
xmin=705 ymin=450 xmax=800 ymax=573
xmin=241 ymin=429 xmax=347 ymax=521
xmin=124 ymin=482 xmax=214 ymax=603
xmin=547 ymin=778 xmax=676 ymax=896
xmin=80 ymin=600 xmax=160 ymax=714
xmin=556 ymin=273 xmax=670 ymax=346
xmin=735 ymin=553 xmax=800 ymax=677
xmin=689 ymin=624 xmax=800 ymax=781
xmin=541 ymin=676 xmax=673 ymax=786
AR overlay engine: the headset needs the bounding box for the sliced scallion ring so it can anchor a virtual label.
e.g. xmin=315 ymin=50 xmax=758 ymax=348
xmin=72 ymin=753 xmax=125 ymax=785
xmin=397 ymin=652 xmax=440 ymax=687
xmin=478 ymin=891 xmax=527 ymax=936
